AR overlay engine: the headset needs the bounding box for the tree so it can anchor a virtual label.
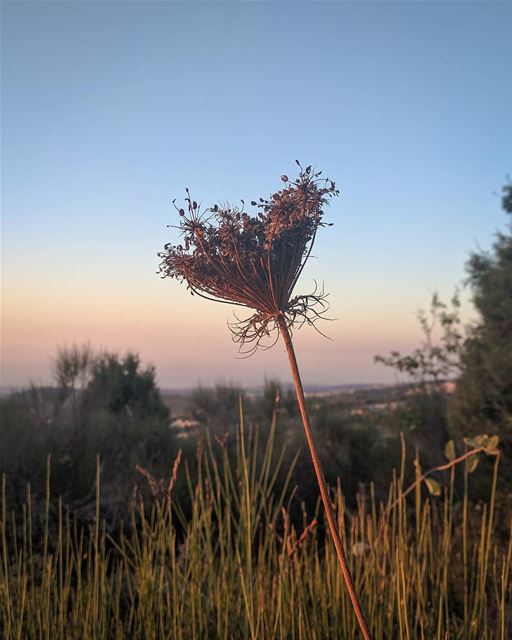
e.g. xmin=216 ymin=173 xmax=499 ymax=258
xmin=86 ymin=351 xmax=170 ymax=421
xmin=53 ymin=343 xmax=95 ymax=403
xmin=375 ymin=291 xmax=463 ymax=387
xmin=374 ymin=292 xmax=464 ymax=457
xmin=451 ymin=182 xmax=512 ymax=465
xmin=1 ymin=347 xmax=176 ymax=530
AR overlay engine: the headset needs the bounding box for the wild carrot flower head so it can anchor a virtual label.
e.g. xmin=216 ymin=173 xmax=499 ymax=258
xmin=158 ymin=162 xmax=339 ymax=353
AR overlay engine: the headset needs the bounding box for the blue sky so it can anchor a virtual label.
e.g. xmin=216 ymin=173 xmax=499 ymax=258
xmin=2 ymin=1 xmax=511 ymax=388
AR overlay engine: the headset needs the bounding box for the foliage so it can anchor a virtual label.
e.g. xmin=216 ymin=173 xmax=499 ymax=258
xmin=0 ymin=346 xmax=174 ymax=529
xmin=86 ymin=351 xmax=169 ymax=420
xmin=374 ymin=291 xmax=463 ymax=386
xmin=374 ymin=294 xmax=464 ymax=460
xmin=189 ymin=382 xmax=245 ymax=432
xmin=451 ymin=182 xmax=512 ymax=469
xmin=1 ymin=419 xmax=510 ymax=639
xmin=53 ymin=342 xmax=95 ymax=393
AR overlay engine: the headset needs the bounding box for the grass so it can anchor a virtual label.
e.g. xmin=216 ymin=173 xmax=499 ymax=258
xmin=1 ymin=411 xmax=511 ymax=639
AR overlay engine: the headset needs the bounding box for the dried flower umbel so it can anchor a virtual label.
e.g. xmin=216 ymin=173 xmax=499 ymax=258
xmin=158 ymin=163 xmax=373 ymax=640
xmin=158 ymin=163 xmax=336 ymax=353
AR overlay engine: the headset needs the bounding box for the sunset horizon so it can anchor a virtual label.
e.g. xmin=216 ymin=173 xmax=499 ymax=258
xmin=2 ymin=1 xmax=510 ymax=387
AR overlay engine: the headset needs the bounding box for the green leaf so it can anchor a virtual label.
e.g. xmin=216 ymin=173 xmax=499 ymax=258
xmin=466 ymin=456 xmax=479 ymax=474
xmin=424 ymin=478 xmax=441 ymax=496
xmin=485 ymin=435 xmax=499 ymax=454
xmin=444 ymin=440 xmax=455 ymax=461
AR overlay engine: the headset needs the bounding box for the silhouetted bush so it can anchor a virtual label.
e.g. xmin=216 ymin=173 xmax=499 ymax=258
xmin=0 ymin=347 xmax=175 ymax=531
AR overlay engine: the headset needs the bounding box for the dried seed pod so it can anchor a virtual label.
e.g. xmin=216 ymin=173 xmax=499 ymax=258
xmin=158 ymin=164 xmax=339 ymax=353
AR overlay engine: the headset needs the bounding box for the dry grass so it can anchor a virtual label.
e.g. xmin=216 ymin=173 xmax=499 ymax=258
xmin=1 ymin=412 xmax=511 ymax=639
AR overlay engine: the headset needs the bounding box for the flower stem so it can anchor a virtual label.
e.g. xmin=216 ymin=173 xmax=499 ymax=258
xmin=278 ymin=317 xmax=373 ymax=640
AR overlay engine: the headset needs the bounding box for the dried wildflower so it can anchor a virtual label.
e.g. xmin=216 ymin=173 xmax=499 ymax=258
xmin=158 ymin=162 xmax=338 ymax=354
xmin=158 ymin=163 xmax=373 ymax=640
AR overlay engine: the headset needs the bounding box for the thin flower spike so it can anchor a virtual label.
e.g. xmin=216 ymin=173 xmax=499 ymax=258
xmin=158 ymin=164 xmax=374 ymax=640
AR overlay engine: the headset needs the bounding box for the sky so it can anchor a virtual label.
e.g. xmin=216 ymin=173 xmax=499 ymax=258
xmin=1 ymin=0 xmax=511 ymax=389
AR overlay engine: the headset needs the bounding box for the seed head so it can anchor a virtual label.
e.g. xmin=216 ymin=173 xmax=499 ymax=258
xmin=158 ymin=165 xmax=339 ymax=354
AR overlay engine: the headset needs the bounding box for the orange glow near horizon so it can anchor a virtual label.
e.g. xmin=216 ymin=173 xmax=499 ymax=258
xmin=2 ymin=0 xmax=508 ymax=391
xmin=1 ymin=273 xmax=462 ymax=388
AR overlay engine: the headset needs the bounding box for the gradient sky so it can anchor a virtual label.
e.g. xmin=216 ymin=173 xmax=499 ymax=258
xmin=1 ymin=1 xmax=511 ymax=389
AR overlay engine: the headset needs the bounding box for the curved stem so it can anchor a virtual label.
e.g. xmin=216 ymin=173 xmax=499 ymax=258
xmin=400 ymin=446 xmax=486 ymax=502
xmin=277 ymin=318 xmax=373 ymax=640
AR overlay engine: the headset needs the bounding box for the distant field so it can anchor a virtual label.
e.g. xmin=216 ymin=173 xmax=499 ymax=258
xmin=161 ymin=382 xmax=394 ymax=415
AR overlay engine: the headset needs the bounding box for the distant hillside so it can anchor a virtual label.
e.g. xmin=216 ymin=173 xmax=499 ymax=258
xmin=160 ymin=382 xmax=388 ymax=397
